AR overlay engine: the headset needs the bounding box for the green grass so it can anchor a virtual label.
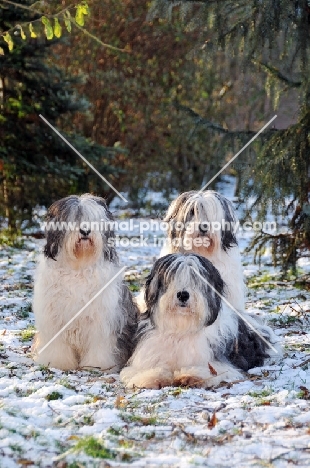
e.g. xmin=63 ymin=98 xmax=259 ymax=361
xmin=270 ymin=315 xmax=300 ymax=326
xmin=127 ymin=281 xmax=141 ymax=292
xmin=0 ymin=229 xmax=24 ymax=248
xmin=16 ymin=303 xmax=32 ymax=319
xmin=296 ymin=387 xmax=310 ymax=400
xmin=120 ymin=412 xmax=158 ymax=425
xmin=107 ymin=426 xmax=123 ymax=436
xmin=73 ymin=436 xmax=116 ymax=459
xmin=9 ymin=443 xmax=22 ymax=454
xmin=45 ymin=391 xmax=63 ymax=401
xmin=248 ymin=271 xmax=274 ymax=286
xmin=248 ymin=388 xmax=273 ymax=398
xmin=82 ymin=415 xmax=94 ymax=426
xmin=168 ymin=387 xmax=183 ymax=396
xmin=19 ymin=325 xmax=36 ymax=342
xmin=58 ymin=377 xmax=77 ymax=391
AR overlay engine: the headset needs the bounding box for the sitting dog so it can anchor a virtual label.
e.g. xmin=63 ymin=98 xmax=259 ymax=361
xmin=32 ymin=194 xmax=137 ymax=371
xmin=121 ymin=253 xmax=280 ymax=389
xmin=161 ymin=190 xmax=245 ymax=313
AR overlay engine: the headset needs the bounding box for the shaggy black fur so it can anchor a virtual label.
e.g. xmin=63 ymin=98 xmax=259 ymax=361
xmin=213 ymin=192 xmax=238 ymax=251
xmin=116 ymin=284 xmax=139 ymax=368
xmin=226 ymin=318 xmax=269 ymax=371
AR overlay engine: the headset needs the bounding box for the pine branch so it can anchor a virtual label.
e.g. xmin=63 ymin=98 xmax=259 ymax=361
xmin=0 ymin=0 xmax=41 ymax=11
xmin=170 ymin=0 xmax=218 ymax=3
xmin=253 ymin=60 xmax=302 ymax=88
xmin=172 ymin=99 xmax=227 ymax=133
xmin=0 ymin=0 xmax=75 ymax=16
xmin=172 ymin=99 xmax=278 ymax=137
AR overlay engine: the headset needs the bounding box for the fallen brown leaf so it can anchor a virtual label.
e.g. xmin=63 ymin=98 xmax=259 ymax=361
xmin=93 ymin=395 xmax=105 ymax=403
xmin=299 ymin=386 xmax=310 ymax=400
xmin=208 ymin=363 xmax=218 ymax=376
xmin=115 ymin=395 xmax=128 ymax=408
xmin=67 ymin=435 xmax=79 ymax=440
xmin=208 ymin=412 xmax=217 ymax=428
xmin=16 ymin=460 xmax=34 ymax=466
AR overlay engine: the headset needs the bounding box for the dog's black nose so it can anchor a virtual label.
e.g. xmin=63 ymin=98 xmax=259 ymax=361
xmin=177 ymin=290 xmax=190 ymax=303
xmin=199 ymin=223 xmax=208 ymax=234
xmin=80 ymin=228 xmax=91 ymax=237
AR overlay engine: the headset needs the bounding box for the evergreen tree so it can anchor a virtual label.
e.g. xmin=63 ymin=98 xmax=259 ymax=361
xmin=149 ymin=0 xmax=310 ymax=272
xmin=0 ymin=0 xmax=119 ymax=233
xmin=56 ymin=0 xmax=242 ymax=211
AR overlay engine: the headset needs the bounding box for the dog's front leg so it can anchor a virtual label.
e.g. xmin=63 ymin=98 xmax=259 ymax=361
xmin=120 ymin=366 xmax=174 ymax=389
xmin=79 ymin=328 xmax=119 ymax=373
xmin=174 ymin=363 xmax=243 ymax=388
xmin=32 ymin=334 xmax=78 ymax=370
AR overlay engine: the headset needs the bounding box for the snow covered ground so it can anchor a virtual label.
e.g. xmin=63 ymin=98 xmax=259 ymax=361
xmin=1 ymin=184 xmax=310 ymax=467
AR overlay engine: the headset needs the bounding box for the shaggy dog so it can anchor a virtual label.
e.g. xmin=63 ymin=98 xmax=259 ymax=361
xmin=161 ymin=190 xmax=245 ymax=313
xmin=32 ymin=194 xmax=137 ymax=371
xmin=121 ymin=254 xmax=280 ymax=389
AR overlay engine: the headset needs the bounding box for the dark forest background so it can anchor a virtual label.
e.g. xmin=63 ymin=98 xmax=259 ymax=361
xmin=0 ymin=0 xmax=309 ymax=273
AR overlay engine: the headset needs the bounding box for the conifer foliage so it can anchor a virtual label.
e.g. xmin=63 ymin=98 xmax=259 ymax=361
xmin=0 ymin=0 xmax=117 ymax=232
xmin=149 ymin=0 xmax=310 ymax=271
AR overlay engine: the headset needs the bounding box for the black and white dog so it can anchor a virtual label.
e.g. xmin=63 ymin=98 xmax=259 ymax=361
xmin=121 ymin=254 xmax=280 ymax=389
xmin=32 ymin=194 xmax=137 ymax=371
xmin=161 ymin=190 xmax=245 ymax=313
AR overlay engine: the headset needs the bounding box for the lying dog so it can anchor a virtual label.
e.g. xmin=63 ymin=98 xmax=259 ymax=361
xmin=121 ymin=253 xmax=280 ymax=389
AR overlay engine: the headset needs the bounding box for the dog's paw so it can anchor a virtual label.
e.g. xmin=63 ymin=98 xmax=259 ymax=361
xmin=173 ymin=372 xmax=205 ymax=388
xmin=140 ymin=376 xmax=173 ymax=390
xmin=122 ymin=368 xmax=174 ymax=389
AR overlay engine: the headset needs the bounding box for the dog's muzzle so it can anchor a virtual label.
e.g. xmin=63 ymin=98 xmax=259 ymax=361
xmin=177 ymin=290 xmax=190 ymax=307
xmin=79 ymin=228 xmax=91 ymax=240
xmin=198 ymin=223 xmax=209 ymax=235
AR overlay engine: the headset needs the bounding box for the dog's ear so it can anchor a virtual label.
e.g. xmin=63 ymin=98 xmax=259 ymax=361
xmin=144 ymin=268 xmax=161 ymax=313
xmin=89 ymin=195 xmax=118 ymax=263
xmin=164 ymin=192 xmax=196 ymax=240
xmin=44 ymin=229 xmax=65 ymax=260
xmin=144 ymin=254 xmax=178 ymax=315
xmin=43 ymin=198 xmax=74 ymax=260
xmin=205 ymin=270 xmax=224 ymax=326
xmin=92 ymin=196 xmax=114 ymax=221
xmin=195 ymin=255 xmax=224 ymax=326
xmin=217 ymin=195 xmax=238 ymax=251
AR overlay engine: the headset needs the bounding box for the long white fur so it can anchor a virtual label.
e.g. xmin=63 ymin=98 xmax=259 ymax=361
xmin=135 ymin=192 xmax=245 ymax=314
xmin=121 ymin=255 xmax=243 ymax=389
xmin=121 ymin=307 xmax=242 ymax=389
xmin=32 ymin=196 xmax=126 ymax=371
xmin=161 ymin=191 xmax=245 ymax=313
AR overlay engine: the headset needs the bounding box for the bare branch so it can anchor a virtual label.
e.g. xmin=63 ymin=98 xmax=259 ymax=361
xmin=253 ymin=60 xmax=302 ymax=88
xmin=173 ymin=99 xmax=279 ymax=137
